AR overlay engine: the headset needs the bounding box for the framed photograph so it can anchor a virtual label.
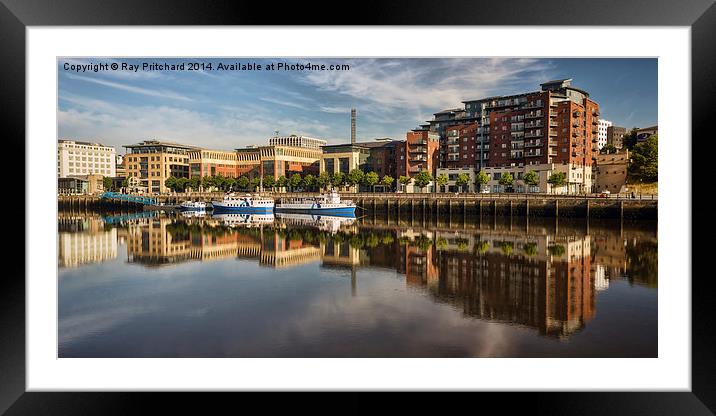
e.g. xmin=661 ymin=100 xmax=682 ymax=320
xmin=2 ymin=0 xmax=712 ymax=413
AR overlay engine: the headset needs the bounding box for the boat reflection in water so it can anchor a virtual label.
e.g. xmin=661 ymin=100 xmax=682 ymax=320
xmin=58 ymin=212 xmax=657 ymax=357
xmin=274 ymin=212 xmax=356 ymax=234
xmin=212 ymin=212 xmax=275 ymax=228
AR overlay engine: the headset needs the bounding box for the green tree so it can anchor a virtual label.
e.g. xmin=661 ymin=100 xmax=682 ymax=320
xmin=456 ymin=238 xmax=469 ymax=251
xmin=548 ymin=244 xmax=565 ymax=257
xmin=436 ymin=174 xmax=449 ymax=192
xmin=237 ymin=176 xmax=250 ymax=190
xmin=475 ymin=170 xmax=490 ymax=191
xmin=331 ymin=172 xmax=345 ymax=188
xmin=436 ymin=237 xmax=448 ymax=250
xmin=523 ymin=171 xmax=539 ymax=192
xmin=628 ymin=135 xmax=658 ymax=183
xmin=290 ymin=173 xmax=302 ymax=191
xmin=214 ymin=174 xmax=226 ymax=191
xmin=455 ymin=173 xmax=470 ymax=193
xmin=103 ymin=176 xmax=114 ymax=192
xmin=413 ymin=171 xmax=432 ymax=192
xmin=303 ymin=174 xmax=315 ymax=191
xmin=381 ymin=175 xmax=394 ymax=191
xmin=500 ymin=241 xmax=514 ymax=255
xmin=623 ymin=127 xmax=639 ymax=149
xmin=523 ymin=242 xmax=538 ymax=256
xmin=498 ymin=172 xmax=514 ymax=189
xmin=276 ymin=175 xmax=288 ymax=190
xmin=346 ymin=168 xmax=365 ymax=189
xmin=250 ymin=177 xmax=261 ymax=191
xmin=176 ymin=177 xmax=189 ymax=192
xmin=263 ymin=175 xmax=275 ymax=190
xmin=601 ymin=144 xmax=617 ymax=154
xmin=316 ymin=172 xmax=330 ymax=191
xmin=398 ymin=175 xmax=411 ymax=191
xmin=225 ymin=177 xmax=237 ymax=192
xmin=364 ymin=171 xmax=379 ymax=192
xmin=475 ymin=240 xmax=490 ymax=254
xmin=547 ymin=172 xmax=567 ymax=194
xmin=365 ymin=234 xmax=380 ymax=248
xmin=164 ymin=176 xmax=177 ymax=193
xmin=189 ymin=176 xmax=201 ymax=191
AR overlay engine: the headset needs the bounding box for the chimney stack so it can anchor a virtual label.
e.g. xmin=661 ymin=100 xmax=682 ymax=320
xmin=351 ymin=108 xmax=356 ymax=144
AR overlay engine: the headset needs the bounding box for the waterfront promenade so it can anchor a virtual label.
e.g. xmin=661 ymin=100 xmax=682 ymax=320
xmin=58 ymin=191 xmax=657 ymax=220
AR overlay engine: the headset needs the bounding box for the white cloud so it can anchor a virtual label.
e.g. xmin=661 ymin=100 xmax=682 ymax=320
xmin=58 ymin=94 xmax=332 ymax=151
xmin=65 ymin=73 xmax=193 ymax=101
xmin=302 ymin=58 xmax=555 ymax=117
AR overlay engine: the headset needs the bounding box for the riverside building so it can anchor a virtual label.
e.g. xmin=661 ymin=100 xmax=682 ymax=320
xmin=188 ymin=149 xmax=241 ymax=178
xmin=235 ymin=134 xmax=325 ymax=180
xmin=419 ymin=79 xmax=598 ymax=193
xmin=57 ymin=139 xmax=116 ymax=178
xmin=123 ymin=140 xmax=198 ymax=194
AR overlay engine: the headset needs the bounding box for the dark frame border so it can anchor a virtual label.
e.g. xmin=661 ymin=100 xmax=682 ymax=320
xmin=1 ymin=0 xmax=713 ymax=413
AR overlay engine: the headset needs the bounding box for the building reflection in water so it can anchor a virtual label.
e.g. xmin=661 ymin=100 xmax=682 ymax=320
xmin=58 ymin=214 xmax=118 ymax=268
xmin=58 ymin=211 xmax=657 ymax=340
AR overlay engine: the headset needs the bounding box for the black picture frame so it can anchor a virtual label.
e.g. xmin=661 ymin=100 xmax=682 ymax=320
xmin=1 ymin=0 xmax=712 ymax=413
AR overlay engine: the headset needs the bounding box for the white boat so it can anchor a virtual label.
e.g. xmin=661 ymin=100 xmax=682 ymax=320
xmin=179 ymin=201 xmax=208 ymax=211
xmin=274 ymin=190 xmax=356 ymax=215
xmin=211 ymin=193 xmax=274 ymax=213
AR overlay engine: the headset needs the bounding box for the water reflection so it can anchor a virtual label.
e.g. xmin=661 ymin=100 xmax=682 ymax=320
xmin=58 ymin=211 xmax=657 ymax=357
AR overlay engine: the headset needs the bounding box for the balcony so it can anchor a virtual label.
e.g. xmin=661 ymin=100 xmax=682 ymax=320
xmin=550 ymin=121 xmax=558 ymax=127
xmin=524 ymin=141 xmax=542 ymax=148
xmin=548 ymin=151 xmax=558 ymax=157
xmin=549 ymin=130 xmax=558 ymax=137
xmin=572 ymin=121 xmax=580 ymax=128
xmin=411 ymin=155 xmax=428 ymax=162
xmin=409 ymin=146 xmax=427 ymax=153
xmin=525 ymin=152 xmax=542 ymax=157
xmin=550 ymin=111 xmax=558 ymax=117
xmin=523 ymin=102 xmax=543 ymax=109
xmin=572 ymin=132 xmax=581 ymax=137
xmin=409 ymin=139 xmax=426 ymax=145
xmin=548 ymin=140 xmax=558 ymax=146
xmin=524 ymin=131 xmax=543 ymax=138
xmin=525 ymin=121 xmax=543 ymax=128
xmin=525 ymin=111 xmax=543 ymax=119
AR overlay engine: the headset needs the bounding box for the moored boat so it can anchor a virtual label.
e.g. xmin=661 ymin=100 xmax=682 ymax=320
xmin=211 ymin=193 xmax=274 ymax=213
xmin=179 ymin=201 xmax=208 ymax=211
xmin=274 ymin=190 xmax=356 ymax=215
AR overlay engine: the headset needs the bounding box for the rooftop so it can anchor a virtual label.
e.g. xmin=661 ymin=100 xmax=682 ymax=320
xmin=59 ymin=139 xmax=113 ymax=148
xmin=123 ymin=140 xmax=199 ymax=149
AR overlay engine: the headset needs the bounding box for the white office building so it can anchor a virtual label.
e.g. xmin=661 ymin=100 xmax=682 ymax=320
xmin=58 ymin=139 xmax=117 ymax=178
xmin=597 ymin=119 xmax=612 ymax=150
xmin=267 ymin=134 xmax=327 ymax=150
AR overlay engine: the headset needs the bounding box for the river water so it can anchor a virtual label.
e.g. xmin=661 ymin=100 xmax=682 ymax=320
xmin=58 ymin=210 xmax=657 ymax=357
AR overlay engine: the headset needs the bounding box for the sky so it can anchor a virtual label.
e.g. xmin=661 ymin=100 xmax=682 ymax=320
xmin=58 ymin=58 xmax=657 ymax=152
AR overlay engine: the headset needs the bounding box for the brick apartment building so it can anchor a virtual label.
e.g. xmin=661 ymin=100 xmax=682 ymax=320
xmin=413 ymin=79 xmax=599 ymax=193
xmin=396 ymin=129 xmax=440 ymax=178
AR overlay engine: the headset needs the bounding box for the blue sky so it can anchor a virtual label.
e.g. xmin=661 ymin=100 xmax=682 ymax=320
xmin=58 ymin=58 xmax=657 ymax=152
